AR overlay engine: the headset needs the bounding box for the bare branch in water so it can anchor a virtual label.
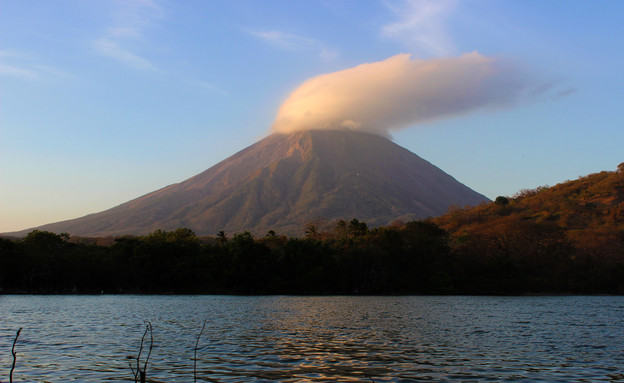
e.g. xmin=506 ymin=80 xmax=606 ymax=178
xmin=10 ymin=328 xmax=22 ymax=383
xmin=143 ymin=322 xmax=153 ymax=382
xmin=130 ymin=322 xmax=153 ymax=383
xmin=194 ymin=320 xmax=208 ymax=383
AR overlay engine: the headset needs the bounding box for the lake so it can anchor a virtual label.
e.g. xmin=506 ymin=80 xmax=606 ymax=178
xmin=1 ymin=295 xmax=623 ymax=382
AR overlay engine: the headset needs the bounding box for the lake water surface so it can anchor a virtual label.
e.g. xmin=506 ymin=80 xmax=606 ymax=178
xmin=1 ymin=295 xmax=623 ymax=382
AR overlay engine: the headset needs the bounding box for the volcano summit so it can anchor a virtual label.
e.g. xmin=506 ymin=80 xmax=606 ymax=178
xmin=16 ymin=130 xmax=489 ymax=237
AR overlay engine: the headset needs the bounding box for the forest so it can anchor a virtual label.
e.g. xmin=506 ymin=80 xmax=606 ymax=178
xmin=1 ymin=164 xmax=623 ymax=295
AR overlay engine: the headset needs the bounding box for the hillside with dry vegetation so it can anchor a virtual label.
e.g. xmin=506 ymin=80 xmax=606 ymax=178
xmin=436 ymin=163 xmax=624 ymax=250
xmin=433 ymin=163 xmax=624 ymax=292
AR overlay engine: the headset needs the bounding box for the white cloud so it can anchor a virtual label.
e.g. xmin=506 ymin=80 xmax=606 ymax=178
xmin=108 ymin=26 xmax=141 ymax=39
xmin=382 ymin=0 xmax=457 ymax=57
xmin=0 ymin=51 xmax=38 ymax=79
xmin=0 ymin=64 xmax=39 ymax=79
xmin=93 ymin=0 xmax=163 ymax=70
xmin=250 ymin=30 xmax=338 ymax=61
xmin=272 ymin=53 xmax=543 ymax=137
xmin=0 ymin=50 xmax=71 ymax=80
xmin=94 ymin=37 xmax=155 ymax=71
xmin=190 ymin=80 xmax=228 ymax=95
xmin=250 ymin=31 xmax=309 ymax=51
xmin=319 ymin=47 xmax=339 ymax=61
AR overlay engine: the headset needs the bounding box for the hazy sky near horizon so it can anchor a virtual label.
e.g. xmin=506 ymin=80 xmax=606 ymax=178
xmin=1 ymin=0 xmax=623 ymax=233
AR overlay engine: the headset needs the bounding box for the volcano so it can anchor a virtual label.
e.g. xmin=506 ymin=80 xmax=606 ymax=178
xmin=15 ymin=130 xmax=489 ymax=237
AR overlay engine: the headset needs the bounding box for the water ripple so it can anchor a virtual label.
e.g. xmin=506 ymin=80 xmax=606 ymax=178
xmin=1 ymin=295 xmax=624 ymax=382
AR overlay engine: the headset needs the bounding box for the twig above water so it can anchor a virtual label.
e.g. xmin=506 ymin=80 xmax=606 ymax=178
xmin=130 ymin=322 xmax=153 ymax=383
xmin=10 ymin=328 xmax=22 ymax=383
xmin=194 ymin=319 xmax=208 ymax=383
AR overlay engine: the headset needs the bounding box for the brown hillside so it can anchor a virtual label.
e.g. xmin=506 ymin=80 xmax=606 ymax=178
xmin=435 ymin=163 xmax=624 ymax=257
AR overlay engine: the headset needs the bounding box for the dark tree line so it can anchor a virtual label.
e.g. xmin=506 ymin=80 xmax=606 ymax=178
xmin=1 ymin=217 xmax=623 ymax=295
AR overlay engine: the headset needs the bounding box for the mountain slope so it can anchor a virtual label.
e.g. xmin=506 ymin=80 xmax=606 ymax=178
xmin=434 ymin=163 xmax=624 ymax=252
xmin=13 ymin=130 xmax=489 ymax=236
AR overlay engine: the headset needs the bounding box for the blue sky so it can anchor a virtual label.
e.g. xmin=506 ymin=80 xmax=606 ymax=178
xmin=1 ymin=0 xmax=623 ymax=233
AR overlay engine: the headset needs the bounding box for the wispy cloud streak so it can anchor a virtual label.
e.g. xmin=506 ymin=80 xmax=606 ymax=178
xmin=0 ymin=63 xmax=39 ymax=79
xmin=250 ymin=30 xmax=338 ymax=60
xmin=93 ymin=0 xmax=163 ymax=70
xmin=93 ymin=38 xmax=155 ymax=70
xmin=382 ymin=0 xmax=457 ymax=57
xmin=0 ymin=50 xmax=70 ymax=80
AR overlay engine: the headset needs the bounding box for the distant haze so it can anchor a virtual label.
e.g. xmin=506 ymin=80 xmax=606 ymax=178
xmin=272 ymin=52 xmax=534 ymax=137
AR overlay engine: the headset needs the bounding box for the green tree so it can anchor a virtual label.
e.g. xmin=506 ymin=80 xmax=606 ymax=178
xmin=304 ymin=223 xmax=319 ymax=239
xmin=495 ymin=196 xmax=509 ymax=206
xmin=216 ymin=230 xmax=227 ymax=246
xmin=347 ymin=218 xmax=368 ymax=237
xmin=333 ymin=219 xmax=348 ymax=239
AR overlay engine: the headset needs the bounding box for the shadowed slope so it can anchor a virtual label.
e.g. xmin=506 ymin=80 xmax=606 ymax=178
xmin=11 ymin=130 xmax=489 ymax=236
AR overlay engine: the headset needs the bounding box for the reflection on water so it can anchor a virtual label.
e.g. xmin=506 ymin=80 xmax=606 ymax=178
xmin=1 ymin=295 xmax=624 ymax=382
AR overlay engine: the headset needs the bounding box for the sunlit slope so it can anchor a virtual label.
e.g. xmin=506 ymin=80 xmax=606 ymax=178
xmin=434 ymin=164 xmax=624 ymax=252
xmin=15 ymin=130 xmax=489 ymax=236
